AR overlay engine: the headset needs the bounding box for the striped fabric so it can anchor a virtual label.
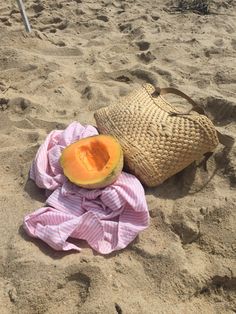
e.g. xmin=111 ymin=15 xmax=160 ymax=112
xmin=23 ymin=122 xmax=149 ymax=254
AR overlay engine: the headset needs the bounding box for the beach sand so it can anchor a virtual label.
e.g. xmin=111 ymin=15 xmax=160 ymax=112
xmin=0 ymin=0 xmax=235 ymax=313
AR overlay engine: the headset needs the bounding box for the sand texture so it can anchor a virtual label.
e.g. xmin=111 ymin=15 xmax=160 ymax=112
xmin=0 ymin=0 xmax=236 ymax=313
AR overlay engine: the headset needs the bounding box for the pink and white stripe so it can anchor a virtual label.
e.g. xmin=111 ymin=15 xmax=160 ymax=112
xmin=23 ymin=122 xmax=149 ymax=254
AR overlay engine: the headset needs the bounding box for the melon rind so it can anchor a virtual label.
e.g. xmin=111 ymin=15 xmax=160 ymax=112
xmin=60 ymin=135 xmax=124 ymax=189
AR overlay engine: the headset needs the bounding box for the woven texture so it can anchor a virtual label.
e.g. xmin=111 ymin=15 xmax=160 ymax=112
xmin=94 ymin=84 xmax=219 ymax=187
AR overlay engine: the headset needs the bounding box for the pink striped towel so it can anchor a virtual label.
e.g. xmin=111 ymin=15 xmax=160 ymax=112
xmin=23 ymin=122 xmax=149 ymax=254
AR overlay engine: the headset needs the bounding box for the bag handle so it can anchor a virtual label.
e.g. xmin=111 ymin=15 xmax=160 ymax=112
xmin=152 ymin=86 xmax=205 ymax=114
xmin=151 ymin=86 xmax=234 ymax=148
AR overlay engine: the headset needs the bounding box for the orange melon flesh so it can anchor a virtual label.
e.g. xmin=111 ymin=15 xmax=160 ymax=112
xmin=60 ymin=135 xmax=123 ymax=189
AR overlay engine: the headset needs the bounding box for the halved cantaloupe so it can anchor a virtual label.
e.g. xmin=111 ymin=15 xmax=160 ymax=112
xmin=60 ymin=134 xmax=123 ymax=189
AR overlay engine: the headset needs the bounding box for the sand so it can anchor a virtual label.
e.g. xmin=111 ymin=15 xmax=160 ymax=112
xmin=0 ymin=0 xmax=236 ymax=313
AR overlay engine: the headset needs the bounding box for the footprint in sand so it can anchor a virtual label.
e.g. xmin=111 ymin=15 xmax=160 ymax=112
xmin=204 ymin=96 xmax=236 ymax=125
xmin=0 ymin=97 xmax=9 ymax=111
xmin=151 ymin=14 xmax=160 ymax=21
xmin=1 ymin=97 xmax=34 ymax=117
xmin=198 ymin=275 xmax=236 ymax=296
xmin=115 ymin=75 xmax=132 ymax=83
xmin=31 ymin=2 xmax=44 ymax=14
xmin=2 ymin=240 xmax=106 ymax=312
xmin=65 ymin=271 xmax=91 ymax=305
xmin=1 ymin=261 xmax=64 ymax=312
xmin=7 ymin=97 xmax=33 ymax=116
xmin=137 ymin=51 xmax=156 ymax=64
xmin=97 ymin=15 xmax=109 ymax=22
xmin=39 ymin=15 xmax=68 ymax=32
xmin=149 ymin=64 xmax=175 ymax=85
xmin=119 ymin=22 xmax=132 ymax=33
xmin=135 ymin=40 xmax=150 ymax=51
xmin=0 ymin=16 xmax=12 ymax=27
xmin=81 ymin=85 xmax=93 ymax=100
xmin=130 ymin=68 xmax=157 ymax=85
xmin=53 ymin=40 xmax=66 ymax=47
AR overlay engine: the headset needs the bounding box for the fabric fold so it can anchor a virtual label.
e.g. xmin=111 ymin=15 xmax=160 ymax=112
xmin=23 ymin=122 xmax=149 ymax=254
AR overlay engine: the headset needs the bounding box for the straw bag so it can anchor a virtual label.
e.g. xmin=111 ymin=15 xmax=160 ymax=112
xmin=94 ymin=84 xmax=231 ymax=187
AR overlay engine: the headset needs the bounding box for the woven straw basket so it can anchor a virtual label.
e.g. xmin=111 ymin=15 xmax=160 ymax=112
xmin=94 ymin=84 xmax=220 ymax=187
